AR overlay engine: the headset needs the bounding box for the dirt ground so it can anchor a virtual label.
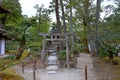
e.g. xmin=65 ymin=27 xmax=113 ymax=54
xmin=12 ymin=54 xmax=120 ymax=80
xmin=93 ymin=57 xmax=120 ymax=80
xmin=12 ymin=53 xmax=96 ymax=80
xmin=11 ymin=53 xmax=120 ymax=80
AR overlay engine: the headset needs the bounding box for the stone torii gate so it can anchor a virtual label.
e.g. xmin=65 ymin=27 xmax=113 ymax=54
xmin=39 ymin=32 xmax=73 ymax=69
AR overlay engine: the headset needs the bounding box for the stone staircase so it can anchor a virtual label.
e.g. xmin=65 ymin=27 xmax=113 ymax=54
xmin=46 ymin=49 xmax=59 ymax=74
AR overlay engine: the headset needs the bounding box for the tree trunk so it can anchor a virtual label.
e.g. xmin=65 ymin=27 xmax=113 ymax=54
xmin=70 ymin=0 xmax=74 ymax=50
xmin=55 ymin=0 xmax=61 ymax=33
xmin=1 ymin=15 xmax=6 ymax=25
xmin=81 ymin=0 xmax=92 ymax=54
xmin=82 ymin=16 xmax=89 ymax=53
xmin=84 ymin=0 xmax=90 ymax=54
xmin=41 ymin=36 xmax=46 ymax=68
xmin=83 ymin=39 xmax=89 ymax=53
xmin=89 ymin=40 xmax=96 ymax=56
xmin=16 ymin=26 xmax=30 ymax=60
xmin=95 ymin=0 xmax=101 ymax=57
xmin=60 ymin=0 xmax=66 ymax=33
xmin=16 ymin=36 xmax=26 ymax=60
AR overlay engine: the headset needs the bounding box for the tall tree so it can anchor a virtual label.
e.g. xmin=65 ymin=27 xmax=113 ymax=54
xmin=95 ymin=0 xmax=101 ymax=57
xmin=69 ymin=0 xmax=74 ymax=50
xmin=55 ymin=0 xmax=61 ymax=32
xmin=73 ymin=0 xmax=90 ymax=53
xmin=15 ymin=17 xmax=35 ymax=60
xmin=60 ymin=0 xmax=67 ymax=33
xmin=34 ymin=4 xmax=51 ymax=32
xmin=0 ymin=0 xmax=22 ymax=39
xmin=0 ymin=0 xmax=22 ymax=24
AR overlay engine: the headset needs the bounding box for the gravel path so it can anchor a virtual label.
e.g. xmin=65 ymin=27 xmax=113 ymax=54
xmin=12 ymin=53 xmax=97 ymax=80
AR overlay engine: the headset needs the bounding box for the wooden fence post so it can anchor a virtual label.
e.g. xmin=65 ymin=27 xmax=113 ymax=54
xmin=33 ymin=63 xmax=36 ymax=80
xmin=34 ymin=59 xmax=36 ymax=70
xmin=85 ymin=65 xmax=87 ymax=80
xmin=22 ymin=62 xmax=24 ymax=74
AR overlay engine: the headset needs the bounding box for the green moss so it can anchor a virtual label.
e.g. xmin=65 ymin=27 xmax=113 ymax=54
xmin=20 ymin=50 xmax=29 ymax=60
xmin=0 ymin=68 xmax=24 ymax=80
xmin=0 ymin=59 xmax=13 ymax=71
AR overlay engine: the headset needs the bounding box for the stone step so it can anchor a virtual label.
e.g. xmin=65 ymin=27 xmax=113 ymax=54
xmin=48 ymin=56 xmax=57 ymax=61
xmin=49 ymin=52 xmax=57 ymax=56
xmin=48 ymin=46 xmax=57 ymax=49
xmin=48 ymin=50 xmax=56 ymax=53
xmin=48 ymin=61 xmax=57 ymax=65
xmin=47 ymin=70 xmax=57 ymax=74
xmin=46 ymin=65 xmax=58 ymax=71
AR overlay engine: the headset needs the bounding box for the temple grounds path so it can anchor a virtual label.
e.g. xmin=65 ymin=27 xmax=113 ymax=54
xmin=12 ymin=53 xmax=97 ymax=80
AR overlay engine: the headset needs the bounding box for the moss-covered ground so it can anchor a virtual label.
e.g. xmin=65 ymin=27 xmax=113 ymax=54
xmin=0 ymin=50 xmax=29 ymax=80
xmin=0 ymin=68 xmax=24 ymax=80
xmin=93 ymin=56 xmax=120 ymax=80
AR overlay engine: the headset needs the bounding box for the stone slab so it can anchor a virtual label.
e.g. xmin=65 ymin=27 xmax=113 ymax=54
xmin=48 ymin=61 xmax=57 ymax=65
xmin=48 ymin=50 xmax=56 ymax=53
xmin=47 ymin=71 xmax=57 ymax=74
xmin=48 ymin=56 xmax=57 ymax=61
xmin=46 ymin=65 xmax=58 ymax=70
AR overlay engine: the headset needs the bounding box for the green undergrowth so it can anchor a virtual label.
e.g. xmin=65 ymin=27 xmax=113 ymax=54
xmin=0 ymin=59 xmax=18 ymax=71
xmin=0 ymin=50 xmax=29 ymax=80
xmin=0 ymin=68 xmax=24 ymax=80
xmin=0 ymin=50 xmax=29 ymax=71
xmin=102 ymin=56 xmax=120 ymax=64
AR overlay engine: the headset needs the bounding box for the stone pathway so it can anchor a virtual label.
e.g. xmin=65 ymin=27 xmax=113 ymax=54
xmin=37 ymin=69 xmax=85 ymax=80
xmin=12 ymin=53 xmax=97 ymax=80
xmin=46 ymin=49 xmax=58 ymax=74
xmin=77 ymin=53 xmax=95 ymax=80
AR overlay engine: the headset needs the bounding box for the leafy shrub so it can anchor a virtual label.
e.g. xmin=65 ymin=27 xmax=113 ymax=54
xmin=6 ymin=50 xmax=18 ymax=55
xmin=20 ymin=50 xmax=29 ymax=60
xmin=3 ymin=55 xmax=16 ymax=60
xmin=100 ymin=48 xmax=108 ymax=58
xmin=59 ymin=50 xmax=66 ymax=60
xmin=100 ymin=42 xmax=117 ymax=60
xmin=73 ymin=43 xmax=84 ymax=52
xmin=0 ymin=55 xmax=19 ymax=71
